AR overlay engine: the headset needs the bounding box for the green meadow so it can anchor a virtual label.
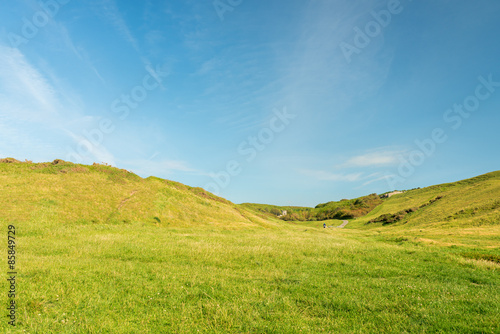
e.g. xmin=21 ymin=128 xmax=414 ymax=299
xmin=1 ymin=160 xmax=499 ymax=333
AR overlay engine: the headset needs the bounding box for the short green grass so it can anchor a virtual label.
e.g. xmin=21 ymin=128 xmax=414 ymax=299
xmin=1 ymin=161 xmax=499 ymax=333
xmin=3 ymin=220 xmax=499 ymax=333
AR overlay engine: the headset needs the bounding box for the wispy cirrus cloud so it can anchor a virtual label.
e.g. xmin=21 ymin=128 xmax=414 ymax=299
xmin=297 ymin=148 xmax=408 ymax=187
xmin=0 ymin=45 xmax=87 ymax=125
xmin=64 ymin=129 xmax=117 ymax=166
xmin=361 ymin=174 xmax=394 ymax=187
xmin=56 ymin=23 xmax=106 ymax=84
xmin=327 ymin=148 xmax=410 ymax=189
xmin=99 ymin=0 xmax=139 ymax=51
xmin=97 ymin=0 xmax=163 ymax=84
xmin=0 ymin=46 xmax=59 ymax=117
xmin=341 ymin=149 xmax=407 ymax=168
xmin=0 ymin=45 xmax=116 ymax=163
xmin=300 ymin=169 xmax=363 ymax=182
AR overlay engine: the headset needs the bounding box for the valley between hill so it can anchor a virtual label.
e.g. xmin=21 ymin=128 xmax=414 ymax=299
xmin=0 ymin=159 xmax=498 ymax=333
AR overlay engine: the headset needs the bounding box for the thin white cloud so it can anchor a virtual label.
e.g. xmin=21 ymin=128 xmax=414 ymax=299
xmin=0 ymin=46 xmax=60 ymax=119
xmin=267 ymin=0 xmax=395 ymax=137
xmin=362 ymin=174 xmax=394 ymax=186
xmin=300 ymin=169 xmax=363 ymax=182
xmin=0 ymin=45 xmax=116 ymax=165
xmin=57 ymin=23 xmax=106 ymax=84
xmin=97 ymin=0 xmax=158 ymax=78
xmin=100 ymin=0 xmax=139 ymax=51
xmin=342 ymin=149 xmax=406 ymax=167
xmin=64 ymin=130 xmax=117 ymax=166
xmin=331 ymin=149 xmax=408 ymax=187
xmin=195 ymin=58 xmax=219 ymax=76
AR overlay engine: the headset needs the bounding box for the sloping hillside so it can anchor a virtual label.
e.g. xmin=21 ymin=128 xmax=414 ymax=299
xmin=0 ymin=159 xmax=275 ymax=229
xmin=346 ymin=171 xmax=500 ymax=247
xmin=353 ymin=171 xmax=500 ymax=228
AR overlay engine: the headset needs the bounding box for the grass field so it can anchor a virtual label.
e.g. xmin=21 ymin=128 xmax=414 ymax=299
xmin=1 ymin=160 xmax=499 ymax=333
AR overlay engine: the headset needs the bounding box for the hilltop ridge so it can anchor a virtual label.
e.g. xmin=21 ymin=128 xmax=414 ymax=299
xmin=0 ymin=158 xmax=274 ymax=229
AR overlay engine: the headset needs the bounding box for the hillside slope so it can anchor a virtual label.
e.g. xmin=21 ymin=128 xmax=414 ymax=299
xmin=345 ymin=171 xmax=500 ymax=247
xmin=0 ymin=159 xmax=275 ymax=229
xmin=354 ymin=171 xmax=500 ymax=228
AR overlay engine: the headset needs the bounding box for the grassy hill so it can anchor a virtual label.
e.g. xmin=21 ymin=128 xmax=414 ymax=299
xmin=358 ymin=170 xmax=500 ymax=227
xmin=0 ymin=159 xmax=498 ymax=333
xmin=345 ymin=171 xmax=500 ymax=248
xmin=0 ymin=159 xmax=274 ymax=229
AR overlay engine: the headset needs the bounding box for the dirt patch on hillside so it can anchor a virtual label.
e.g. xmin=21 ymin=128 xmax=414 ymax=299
xmin=118 ymin=190 xmax=138 ymax=210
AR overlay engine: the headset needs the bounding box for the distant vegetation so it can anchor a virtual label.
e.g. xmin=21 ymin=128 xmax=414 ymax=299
xmin=314 ymin=193 xmax=383 ymax=220
xmin=242 ymin=193 xmax=383 ymax=221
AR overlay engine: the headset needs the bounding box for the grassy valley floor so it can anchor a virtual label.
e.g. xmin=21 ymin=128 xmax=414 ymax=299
xmin=2 ymin=218 xmax=498 ymax=333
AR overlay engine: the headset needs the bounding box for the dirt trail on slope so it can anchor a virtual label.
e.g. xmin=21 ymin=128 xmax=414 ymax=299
xmin=118 ymin=190 xmax=138 ymax=210
xmin=335 ymin=220 xmax=349 ymax=228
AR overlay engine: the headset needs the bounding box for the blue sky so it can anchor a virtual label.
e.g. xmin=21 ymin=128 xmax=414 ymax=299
xmin=1 ymin=0 xmax=499 ymax=206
